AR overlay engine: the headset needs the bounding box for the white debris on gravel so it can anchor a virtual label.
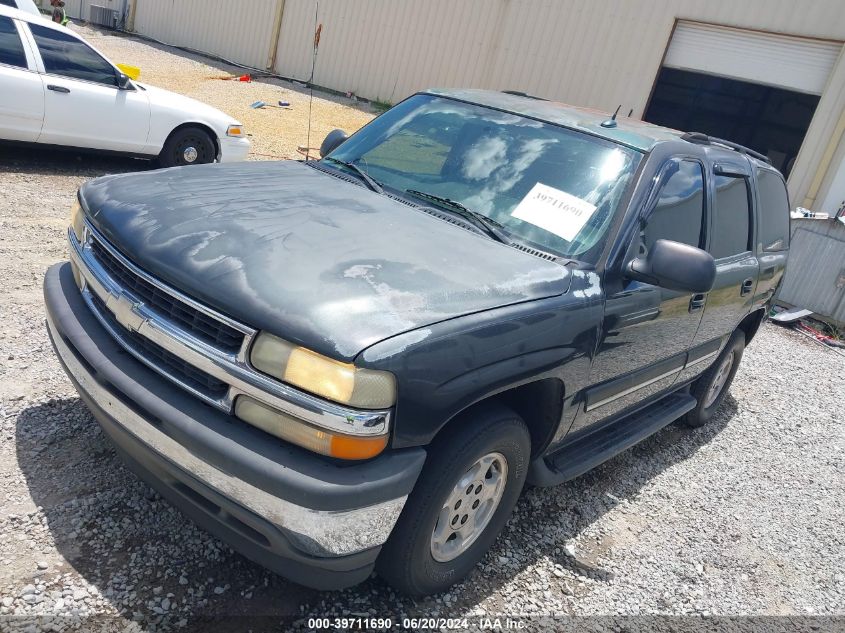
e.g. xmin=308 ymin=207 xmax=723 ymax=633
xmin=0 ymin=24 xmax=843 ymax=633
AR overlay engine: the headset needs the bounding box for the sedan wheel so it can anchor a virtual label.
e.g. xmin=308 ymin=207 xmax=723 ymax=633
xmin=160 ymin=127 xmax=215 ymax=167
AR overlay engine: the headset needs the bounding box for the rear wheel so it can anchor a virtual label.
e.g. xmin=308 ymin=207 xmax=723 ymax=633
xmin=377 ymin=404 xmax=530 ymax=596
xmin=159 ymin=127 xmax=215 ymax=167
xmin=682 ymin=329 xmax=745 ymax=428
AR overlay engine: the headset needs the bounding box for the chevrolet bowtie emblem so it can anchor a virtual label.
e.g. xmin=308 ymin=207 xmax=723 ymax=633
xmin=105 ymin=292 xmax=146 ymax=333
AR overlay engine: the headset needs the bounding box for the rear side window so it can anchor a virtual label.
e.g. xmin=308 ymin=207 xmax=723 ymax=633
xmin=712 ymin=175 xmax=752 ymax=259
xmin=757 ymin=170 xmax=790 ymax=251
xmin=643 ymin=159 xmax=706 ymax=251
xmin=29 ymin=23 xmax=117 ymax=86
xmin=0 ymin=16 xmax=27 ymax=69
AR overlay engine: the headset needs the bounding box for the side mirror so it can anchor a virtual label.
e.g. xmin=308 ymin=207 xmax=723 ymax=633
xmin=117 ymin=73 xmax=133 ymax=90
xmin=627 ymin=239 xmax=716 ymax=293
xmin=320 ymin=129 xmax=348 ymax=158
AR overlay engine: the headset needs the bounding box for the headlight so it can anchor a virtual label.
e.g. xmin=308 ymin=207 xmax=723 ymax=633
xmin=70 ymin=199 xmax=85 ymax=242
xmin=235 ymin=396 xmax=388 ymax=460
xmin=250 ymin=333 xmax=396 ymax=409
xmin=226 ymin=124 xmax=245 ymax=137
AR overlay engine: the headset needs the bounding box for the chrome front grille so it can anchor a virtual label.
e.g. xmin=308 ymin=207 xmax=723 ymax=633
xmin=89 ymin=292 xmax=229 ymax=399
xmin=69 ymin=220 xmax=391 ymax=436
xmin=89 ymin=239 xmax=245 ymax=353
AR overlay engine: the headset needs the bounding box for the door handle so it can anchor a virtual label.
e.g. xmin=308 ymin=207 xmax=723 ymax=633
xmin=47 ymin=84 xmax=70 ymax=93
xmin=689 ymin=293 xmax=707 ymax=312
xmin=740 ymin=278 xmax=755 ymax=296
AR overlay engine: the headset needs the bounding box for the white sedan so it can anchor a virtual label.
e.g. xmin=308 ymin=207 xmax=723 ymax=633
xmin=0 ymin=4 xmax=250 ymax=166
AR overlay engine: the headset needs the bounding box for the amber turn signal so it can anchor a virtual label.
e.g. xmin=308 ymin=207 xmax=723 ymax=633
xmin=235 ymin=395 xmax=388 ymax=460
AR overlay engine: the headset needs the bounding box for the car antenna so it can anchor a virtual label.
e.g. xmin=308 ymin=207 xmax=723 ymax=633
xmin=305 ymin=2 xmax=322 ymax=160
xmin=601 ymin=105 xmax=622 ymax=128
xmin=628 ymin=108 xmax=634 ymax=117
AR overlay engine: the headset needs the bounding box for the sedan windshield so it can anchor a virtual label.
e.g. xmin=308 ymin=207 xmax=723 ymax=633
xmin=324 ymin=94 xmax=642 ymax=262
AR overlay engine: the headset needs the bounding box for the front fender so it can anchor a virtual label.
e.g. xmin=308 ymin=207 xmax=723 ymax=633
xmin=359 ymin=271 xmax=603 ymax=448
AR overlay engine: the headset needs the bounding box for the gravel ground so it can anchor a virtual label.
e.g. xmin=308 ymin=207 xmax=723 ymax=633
xmin=1 ymin=27 xmax=844 ymax=633
xmin=76 ymin=24 xmax=376 ymax=160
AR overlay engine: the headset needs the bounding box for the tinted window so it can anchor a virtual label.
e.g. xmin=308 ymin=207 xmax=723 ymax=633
xmin=757 ymin=170 xmax=790 ymax=251
xmin=0 ymin=16 xmax=27 ymax=69
xmin=643 ymin=159 xmax=705 ymax=251
xmin=30 ymin=23 xmax=117 ymax=86
xmin=712 ymin=175 xmax=752 ymax=259
xmin=0 ymin=1 xmax=16 ymax=7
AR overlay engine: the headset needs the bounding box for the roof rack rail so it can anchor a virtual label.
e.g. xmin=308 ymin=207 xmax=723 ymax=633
xmin=502 ymin=90 xmax=548 ymax=101
xmin=680 ymin=132 xmax=772 ymax=165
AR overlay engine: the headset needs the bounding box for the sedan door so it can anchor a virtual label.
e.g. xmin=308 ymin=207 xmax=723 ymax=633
xmin=0 ymin=15 xmax=44 ymax=142
xmin=26 ymin=22 xmax=151 ymax=153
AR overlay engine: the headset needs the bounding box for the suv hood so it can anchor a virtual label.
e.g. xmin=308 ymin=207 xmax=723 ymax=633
xmin=79 ymin=161 xmax=570 ymax=361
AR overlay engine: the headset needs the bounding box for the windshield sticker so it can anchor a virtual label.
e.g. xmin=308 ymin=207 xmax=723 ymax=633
xmin=511 ymin=183 xmax=597 ymax=242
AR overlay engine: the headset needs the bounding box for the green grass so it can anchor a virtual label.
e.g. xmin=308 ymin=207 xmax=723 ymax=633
xmin=371 ymin=99 xmax=392 ymax=113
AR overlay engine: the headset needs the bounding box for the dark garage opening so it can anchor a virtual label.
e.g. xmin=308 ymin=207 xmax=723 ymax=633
xmin=644 ymin=67 xmax=820 ymax=177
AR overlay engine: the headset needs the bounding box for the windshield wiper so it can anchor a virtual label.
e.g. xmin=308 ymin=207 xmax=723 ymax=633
xmin=322 ymin=157 xmax=383 ymax=194
xmin=404 ymin=189 xmax=512 ymax=245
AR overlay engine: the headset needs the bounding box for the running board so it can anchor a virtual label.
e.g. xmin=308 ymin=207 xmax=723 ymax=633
xmin=530 ymin=392 xmax=697 ymax=486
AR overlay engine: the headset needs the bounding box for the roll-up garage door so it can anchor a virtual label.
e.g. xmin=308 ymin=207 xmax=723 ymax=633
xmin=664 ymin=21 xmax=842 ymax=95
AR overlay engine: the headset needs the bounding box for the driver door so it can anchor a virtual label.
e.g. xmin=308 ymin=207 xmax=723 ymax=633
xmin=572 ymin=158 xmax=709 ymax=435
xmin=26 ymin=22 xmax=150 ymax=153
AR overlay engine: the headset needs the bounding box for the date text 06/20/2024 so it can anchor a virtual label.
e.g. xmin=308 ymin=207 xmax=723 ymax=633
xmin=307 ymin=617 xmax=526 ymax=629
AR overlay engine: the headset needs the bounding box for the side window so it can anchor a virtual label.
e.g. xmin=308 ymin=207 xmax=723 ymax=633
xmin=712 ymin=175 xmax=752 ymax=259
xmin=29 ymin=23 xmax=117 ymax=86
xmin=0 ymin=16 xmax=27 ymax=69
xmin=757 ymin=170 xmax=790 ymax=251
xmin=642 ymin=159 xmax=706 ymax=252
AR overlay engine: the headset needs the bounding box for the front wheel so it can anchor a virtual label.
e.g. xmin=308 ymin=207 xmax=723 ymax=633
xmin=682 ymin=329 xmax=745 ymax=428
xmin=377 ymin=404 xmax=530 ymax=596
xmin=159 ymin=127 xmax=216 ymax=167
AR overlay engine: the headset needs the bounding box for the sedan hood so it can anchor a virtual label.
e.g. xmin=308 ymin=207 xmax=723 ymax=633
xmin=79 ymin=161 xmax=570 ymax=361
xmin=136 ymin=82 xmax=238 ymax=129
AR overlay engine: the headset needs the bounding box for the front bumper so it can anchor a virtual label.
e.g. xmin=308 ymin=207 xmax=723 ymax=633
xmin=218 ymin=136 xmax=251 ymax=162
xmin=44 ymin=263 xmax=425 ymax=590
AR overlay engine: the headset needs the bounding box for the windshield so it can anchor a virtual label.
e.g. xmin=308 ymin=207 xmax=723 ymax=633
xmin=325 ymin=94 xmax=642 ymax=262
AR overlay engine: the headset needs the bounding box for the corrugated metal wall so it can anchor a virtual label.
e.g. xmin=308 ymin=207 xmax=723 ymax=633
xmin=778 ymin=219 xmax=845 ymax=324
xmin=271 ymin=0 xmax=845 ymax=206
xmin=131 ymin=0 xmax=281 ymax=70
xmin=274 ymin=0 xmax=845 ymax=109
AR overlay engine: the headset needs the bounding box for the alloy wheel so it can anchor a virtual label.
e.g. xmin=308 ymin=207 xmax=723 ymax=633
xmin=430 ymin=452 xmax=508 ymax=563
xmin=704 ymin=351 xmax=734 ymax=408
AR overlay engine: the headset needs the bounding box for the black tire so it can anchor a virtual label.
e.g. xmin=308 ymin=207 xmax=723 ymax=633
xmin=377 ymin=404 xmax=530 ymax=596
xmin=159 ymin=127 xmax=216 ymax=167
xmin=682 ymin=329 xmax=745 ymax=428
